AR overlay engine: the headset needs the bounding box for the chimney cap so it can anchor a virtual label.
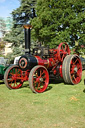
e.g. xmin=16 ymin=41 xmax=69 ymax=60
xmin=23 ymin=24 xmax=32 ymax=29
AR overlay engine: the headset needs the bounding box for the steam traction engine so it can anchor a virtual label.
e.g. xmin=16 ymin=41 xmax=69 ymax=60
xmin=4 ymin=25 xmax=82 ymax=93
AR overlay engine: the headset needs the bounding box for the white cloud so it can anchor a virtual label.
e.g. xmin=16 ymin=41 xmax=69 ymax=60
xmin=0 ymin=0 xmax=6 ymax=3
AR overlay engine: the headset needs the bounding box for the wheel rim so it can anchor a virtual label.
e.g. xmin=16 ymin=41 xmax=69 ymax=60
xmin=32 ymin=67 xmax=49 ymax=93
xmin=70 ymin=56 xmax=82 ymax=84
xmin=57 ymin=42 xmax=70 ymax=61
xmin=6 ymin=67 xmax=23 ymax=89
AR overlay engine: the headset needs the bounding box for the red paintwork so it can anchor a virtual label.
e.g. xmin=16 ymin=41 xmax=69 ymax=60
xmin=32 ymin=66 xmax=49 ymax=93
xmin=5 ymin=42 xmax=82 ymax=93
xmin=59 ymin=65 xmax=63 ymax=77
xmin=35 ymin=56 xmax=57 ymax=68
xmin=16 ymin=42 xmax=70 ymax=83
xmin=19 ymin=57 xmax=28 ymax=69
xmin=35 ymin=56 xmax=49 ymax=68
xmin=12 ymin=70 xmax=29 ymax=82
xmin=34 ymin=42 xmax=70 ymax=77
xmin=57 ymin=42 xmax=70 ymax=61
xmin=70 ymin=56 xmax=82 ymax=84
xmin=7 ymin=68 xmax=29 ymax=89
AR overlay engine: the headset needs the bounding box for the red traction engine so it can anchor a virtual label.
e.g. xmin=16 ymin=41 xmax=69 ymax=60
xmin=4 ymin=25 xmax=82 ymax=93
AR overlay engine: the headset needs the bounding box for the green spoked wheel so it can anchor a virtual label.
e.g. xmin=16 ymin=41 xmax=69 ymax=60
xmin=4 ymin=65 xmax=23 ymax=89
xmin=62 ymin=55 xmax=82 ymax=84
xmin=29 ymin=65 xmax=49 ymax=93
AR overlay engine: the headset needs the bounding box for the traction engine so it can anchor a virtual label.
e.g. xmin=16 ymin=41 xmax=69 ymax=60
xmin=4 ymin=25 xmax=82 ymax=93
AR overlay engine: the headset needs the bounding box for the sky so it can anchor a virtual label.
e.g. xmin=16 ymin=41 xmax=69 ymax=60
xmin=0 ymin=0 xmax=20 ymax=18
xmin=0 ymin=0 xmax=20 ymax=37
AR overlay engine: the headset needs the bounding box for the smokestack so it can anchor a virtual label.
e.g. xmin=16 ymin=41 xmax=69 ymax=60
xmin=23 ymin=24 xmax=32 ymax=54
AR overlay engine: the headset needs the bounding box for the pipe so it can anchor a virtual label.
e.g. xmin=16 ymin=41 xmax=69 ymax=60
xmin=23 ymin=25 xmax=32 ymax=54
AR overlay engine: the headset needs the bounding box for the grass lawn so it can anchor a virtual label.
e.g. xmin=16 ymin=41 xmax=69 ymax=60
xmin=0 ymin=71 xmax=85 ymax=128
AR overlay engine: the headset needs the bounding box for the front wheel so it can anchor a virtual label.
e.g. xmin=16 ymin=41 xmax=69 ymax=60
xmin=29 ymin=65 xmax=49 ymax=93
xmin=4 ymin=65 xmax=23 ymax=89
xmin=62 ymin=55 xmax=82 ymax=84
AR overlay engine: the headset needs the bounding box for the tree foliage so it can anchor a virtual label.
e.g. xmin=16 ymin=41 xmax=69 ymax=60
xmin=0 ymin=41 xmax=5 ymax=50
xmin=0 ymin=18 xmax=6 ymax=37
xmin=4 ymin=0 xmax=85 ymax=57
xmin=4 ymin=25 xmax=24 ymax=47
xmin=4 ymin=0 xmax=36 ymax=62
xmin=4 ymin=0 xmax=37 ymax=47
xmin=12 ymin=0 xmax=36 ymax=25
xmin=31 ymin=0 xmax=85 ymax=48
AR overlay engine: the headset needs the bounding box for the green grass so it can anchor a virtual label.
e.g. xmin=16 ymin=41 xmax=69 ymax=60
xmin=0 ymin=71 xmax=85 ymax=128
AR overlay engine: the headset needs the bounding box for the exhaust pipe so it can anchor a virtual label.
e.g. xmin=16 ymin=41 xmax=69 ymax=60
xmin=23 ymin=24 xmax=32 ymax=54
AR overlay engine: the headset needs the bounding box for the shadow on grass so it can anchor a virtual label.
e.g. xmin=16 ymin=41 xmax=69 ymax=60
xmin=49 ymin=78 xmax=74 ymax=86
xmin=49 ymin=78 xmax=70 ymax=85
xmin=20 ymin=81 xmax=53 ymax=92
xmin=49 ymin=78 xmax=63 ymax=84
xmin=83 ymin=89 xmax=85 ymax=93
xmin=45 ymin=85 xmax=52 ymax=92
xmin=20 ymin=83 xmax=30 ymax=89
xmin=0 ymin=81 xmax=4 ymax=85
xmin=18 ymin=77 xmax=74 ymax=93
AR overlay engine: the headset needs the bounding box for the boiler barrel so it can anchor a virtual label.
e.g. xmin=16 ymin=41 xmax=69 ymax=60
xmin=18 ymin=54 xmax=55 ymax=71
xmin=18 ymin=55 xmax=38 ymax=71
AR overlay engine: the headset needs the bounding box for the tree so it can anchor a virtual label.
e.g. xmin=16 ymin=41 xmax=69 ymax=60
xmin=4 ymin=0 xmax=37 ymax=47
xmin=31 ymin=0 xmax=85 ymax=48
xmin=0 ymin=41 xmax=5 ymax=56
xmin=0 ymin=18 xmax=6 ymax=37
xmin=12 ymin=0 xmax=36 ymax=25
xmin=4 ymin=0 xmax=37 ymax=63
xmin=4 ymin=25 xmax=24 ymax=47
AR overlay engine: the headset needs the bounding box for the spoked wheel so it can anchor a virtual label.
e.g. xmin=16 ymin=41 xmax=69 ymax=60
xmin=29 ymin=65 xmax=49 ymax=93
xmin=4 ymin=65 xmax=23 ymax=89
xmin=57 ymin=42 xmax=70 ymax=62
xmin=62 ymin=55 xmax=82 ymax=84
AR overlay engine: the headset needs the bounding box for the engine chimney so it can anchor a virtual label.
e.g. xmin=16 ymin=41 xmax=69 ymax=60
xmin=23 ymin=24 xmax=32 ymax=54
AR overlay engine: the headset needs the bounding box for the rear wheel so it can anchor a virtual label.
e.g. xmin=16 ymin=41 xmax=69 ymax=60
xmin=62 ymin=55 xmax=82 ymax=84
xmin=4 ymin=65 xmax=23 ymax=89
xmin=29 ymin=65 xmax=49 ymax=93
